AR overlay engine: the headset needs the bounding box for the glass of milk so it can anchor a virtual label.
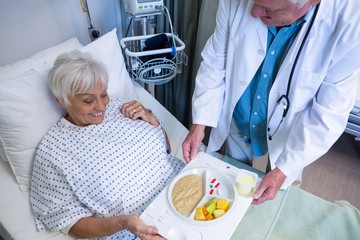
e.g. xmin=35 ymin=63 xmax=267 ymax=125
xmin=235 ymin=170 xmax=258 ymax=197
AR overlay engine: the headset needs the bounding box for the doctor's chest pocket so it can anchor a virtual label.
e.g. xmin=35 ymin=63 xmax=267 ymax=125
xmin=292 ymin=71 xmax=326 ymax=111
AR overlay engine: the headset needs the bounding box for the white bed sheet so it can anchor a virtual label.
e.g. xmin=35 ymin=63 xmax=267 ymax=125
xmin=0 ymin=159 xmax=71 ymax=240
xmin=0 ymin=81 xmax=189 ymax=240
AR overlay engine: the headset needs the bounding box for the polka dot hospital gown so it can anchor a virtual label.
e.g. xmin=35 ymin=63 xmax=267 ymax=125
xmin=30 ymin=98 xmax=185 ymax=239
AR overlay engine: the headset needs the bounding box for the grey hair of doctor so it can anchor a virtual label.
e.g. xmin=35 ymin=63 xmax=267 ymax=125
xmin=48 ymin=50 xmax=108 ymax=107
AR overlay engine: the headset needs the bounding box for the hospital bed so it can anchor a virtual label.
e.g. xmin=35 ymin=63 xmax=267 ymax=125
xmin=0 ymin=28 xmax=188 ymax=240
xmin=1 ymin=28 xmax=360 ymax=240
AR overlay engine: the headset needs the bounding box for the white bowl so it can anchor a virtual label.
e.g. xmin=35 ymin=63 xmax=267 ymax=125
xmin=167 ymin=167 xmax=237 ymax=225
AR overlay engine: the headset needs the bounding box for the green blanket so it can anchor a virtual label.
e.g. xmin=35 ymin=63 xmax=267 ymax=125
xmin=230 ymin=187 xmax=360 ymax=240
xmin=221 ymin=156 xmax=360 ymax=240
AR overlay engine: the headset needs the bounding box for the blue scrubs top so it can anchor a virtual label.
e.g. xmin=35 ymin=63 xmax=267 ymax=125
xmin=233 ymin=19 xmax=306 ymax=157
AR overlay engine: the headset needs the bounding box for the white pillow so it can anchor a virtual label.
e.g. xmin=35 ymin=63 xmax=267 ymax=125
xmin=0 ymin=66 xmax=66 ymax=190
xmin=81 ymin=28 xmax=136 ymax=100
xmin=0 ymin=38 xmax=83 ymax=81
xmin=0 ymin=28 xmax=137 ymax=191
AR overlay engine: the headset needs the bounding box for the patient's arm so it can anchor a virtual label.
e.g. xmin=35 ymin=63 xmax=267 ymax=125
xmin=69 ymin=213 xmax=164 ymax=239
xmin=120 ymin=100 xmax=172 ymax=153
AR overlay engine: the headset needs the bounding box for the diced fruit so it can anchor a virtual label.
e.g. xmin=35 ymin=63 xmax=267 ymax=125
xmin=205 ymin=197 xmax=219 ymax=207
xmin=216 ymin=199 xmax=229 ymax=211
xmin=202 ymin=206 xmax=208 ymax=216
xmin=205 ymin=202 xmax=217 ymax=214
xmin=194 ymin=207 xmax=206 ymax=221
xmin=194 ymin=197 xmax=230 ymax=221
xmin=205 ymin=214 xmax=214 ymax=220
xmin=213 ymin=209 xmax=226 ymax=218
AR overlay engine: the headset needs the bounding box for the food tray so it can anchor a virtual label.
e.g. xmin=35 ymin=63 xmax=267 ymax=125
xmin=140 ymin=152 xmax=261 ymax=240
xmin=167 ymin=168 xmax=237 ymax=225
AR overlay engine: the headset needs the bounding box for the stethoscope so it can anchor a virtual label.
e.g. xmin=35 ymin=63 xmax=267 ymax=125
xmin=267 ymin=3 xmax=320 ymax=140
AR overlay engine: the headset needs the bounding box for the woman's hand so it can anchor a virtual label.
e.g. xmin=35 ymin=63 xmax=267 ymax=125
xmin=69 ymin=213 xmax=165 ymax=239
xmin=252 ymin=167 xmax=286 ymax=205
xmin=120 ymin=100 xmax=159 ymax=126
xmin=126 ymin=213 xmax=165 ymax=240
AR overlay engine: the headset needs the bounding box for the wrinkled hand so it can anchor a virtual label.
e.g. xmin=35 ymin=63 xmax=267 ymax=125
xmin=252 ymin=167 xmax=286 ymax=205
xmin=182 ymin=124 xmax=205 ymax=163
xmin=126 ymin=213 xmax=165 ymax=240
xmin=120 ymin=100 xmax=159 ymax=126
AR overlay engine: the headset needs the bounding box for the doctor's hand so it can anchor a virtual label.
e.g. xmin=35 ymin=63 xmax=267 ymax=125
xmin=182 ymin=124 xmax=205 ymax=163
xmin=252 ymin=167 xmax=286 ymax=205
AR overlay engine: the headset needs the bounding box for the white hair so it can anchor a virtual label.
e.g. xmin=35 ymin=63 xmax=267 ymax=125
xmin=48 ymin=50 xmax=109 ymax=106
xmin=288 ymin=0 xmax=309 ymax=7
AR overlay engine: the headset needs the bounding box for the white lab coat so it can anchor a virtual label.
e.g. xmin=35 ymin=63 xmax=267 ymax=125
xmin=192 ymin=0 xmax=360 ymax=188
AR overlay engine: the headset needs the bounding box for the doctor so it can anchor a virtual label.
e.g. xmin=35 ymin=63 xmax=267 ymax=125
xmin=182 ymin=0 xmax=360 ymax=204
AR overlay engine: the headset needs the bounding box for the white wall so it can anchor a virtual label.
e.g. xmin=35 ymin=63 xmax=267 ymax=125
xmin=0 ymin=0 xmax=122 ymax=66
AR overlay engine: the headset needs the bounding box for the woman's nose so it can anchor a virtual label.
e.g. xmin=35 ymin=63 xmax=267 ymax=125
xmin=95 ymin=99 xmax=107 ymax=110
xmin=251 ymin=4 xmax=267 ymax=18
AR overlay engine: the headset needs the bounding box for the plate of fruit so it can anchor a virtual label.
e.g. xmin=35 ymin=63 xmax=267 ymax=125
xmin=167 ymin=167 xmax=237 ymax=224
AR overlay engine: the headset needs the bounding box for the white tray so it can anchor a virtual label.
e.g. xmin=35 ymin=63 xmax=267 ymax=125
xmin=140 ymin=152 xmax=260 ymax=240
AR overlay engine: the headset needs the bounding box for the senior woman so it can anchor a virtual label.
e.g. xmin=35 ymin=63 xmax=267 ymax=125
xmin=30 ymin=50 xmax=185 ymax=240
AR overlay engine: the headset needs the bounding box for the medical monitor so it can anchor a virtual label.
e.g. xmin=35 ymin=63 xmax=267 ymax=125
xmin=123 ymin=0 xmax=164 ymax=16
